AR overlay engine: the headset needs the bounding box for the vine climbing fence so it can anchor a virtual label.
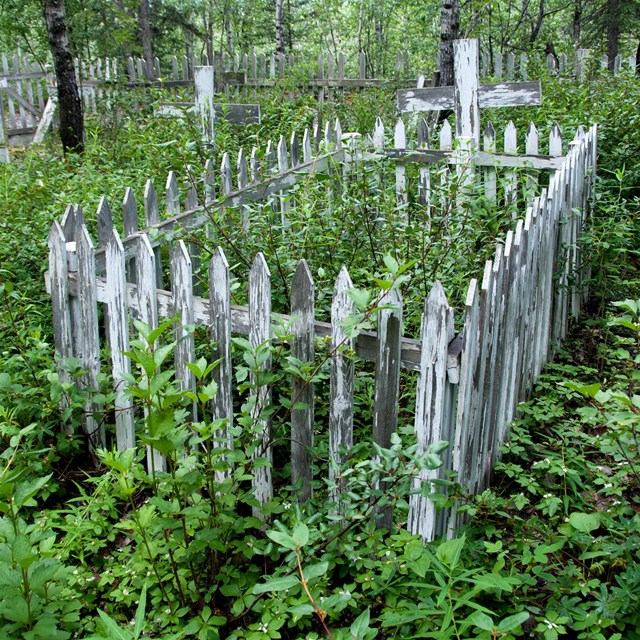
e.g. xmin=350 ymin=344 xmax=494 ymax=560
xmin=46 ymin=41 xmax=597 ymax=542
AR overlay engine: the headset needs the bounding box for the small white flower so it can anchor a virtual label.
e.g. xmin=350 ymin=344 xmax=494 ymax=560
xmin=258 ymin=623 xmax=268 ymax=633
xmin=122 ymin=588 xmax=129 ymax=596
xmin=544 ymin=620 xmax=558 ymax=630
xmin=339 ymin=590 xmax=351 ymax=597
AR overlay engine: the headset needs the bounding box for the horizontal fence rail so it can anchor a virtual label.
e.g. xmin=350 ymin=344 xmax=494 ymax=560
xmin=46 ymin=102 xmax=597 ymax=540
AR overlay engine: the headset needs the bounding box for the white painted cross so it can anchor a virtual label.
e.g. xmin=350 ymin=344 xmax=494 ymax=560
xmin=157 ymin=66 xmax=261 ymax=146
xmin=397 ymin=39 xmax=541 ymax=147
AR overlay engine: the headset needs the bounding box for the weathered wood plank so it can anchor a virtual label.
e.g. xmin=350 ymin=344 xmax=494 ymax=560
xmin=105 ymin=229 xmax=135 ymax=450
xmin=76 ymin=225 xmax=104 ymax=449
xmin=398 ymin=81 xmax=541 ymax=114
xmin=408 ymin=282 xmax=451 ymax=541
xmin=373 ymin=286 xmax=402 ymax=530
xmin=249 ymin=253 xmax=273 ymax=515
xmin=48 ymin=222 xmax=74 ymax=434
xmin=290 ymin=260 xmax=315 ymax=502
xmin=329 ymin=267 xmax=355 ymax=508
xmin=209 ymin=247 xmax=233 ymax=482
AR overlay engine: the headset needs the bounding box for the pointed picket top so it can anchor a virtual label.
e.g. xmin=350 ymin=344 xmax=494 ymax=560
xmin=334 ymin=118 xmax=342 ymax=150
xmin=97 ymin=196 xmax=113 ymax=247
xmin=302 ymin=128 xmax=312 ymax=163
xmin=62 ymin=204 xmax=84 ymax=242
xmin=250 ymin=147 xmax=259 ymax=184
xmin=220 ymin=152 xmax=233 ymax=194
xmin=504 ymin=121 xmax=517 ymax=154
xmin=165 ymin=171 xmax=180 ymax=217
xmin=184 ymin=169 xmax=198 ymax=210
xmin=313 ymin=122 xmax=322 ymax=152
xmin=506 ymin=51 xmax=515 ymax=80
xmin=483 ymin=122 xmax=496 ymax=152
xmin=440 ymin=120 xmax=452 ymax=150
xmin=394 ymin=118 xmax=406 ymax=148
xmin=549 ymin=122 xmax=562 ymax=156
xmin=135 ymin=233 xmax=158 ymax=330
xmin=417 ymin=118 xmax=430 ymax=149
xmin=122 ymin=188 xmax=138 ymax=238
xmin=573 ymin=125 xmax=585 ymax=142
xmin=525 ymin=122 xmax=539 ymax=155
xmin=290 ymin=131 xmax=300 ymax=168
xmin=144 ymin=180 xmax=159 ymax=226
xmin=204 ymin=158 xmax=216 ymax=204
xmin=237 ymin=148 xmax=248 ymax=190
xmin=323 ymin=121 xmax=332 ymax=146
xmin=373 ymin=117 xmax=385 ymax=150
xmin=520 ymin=52 xmax=529 ymax=80
xmin=277 ymin=135 xmax=289 ymax=172
xmin=265 ymin=140 xmax=276 ymax=173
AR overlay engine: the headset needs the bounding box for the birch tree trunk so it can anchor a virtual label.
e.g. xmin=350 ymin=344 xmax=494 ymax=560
xmin=43 ymin=0 xmax=84 ymax=153
xmin=275 ymin=0 xmax=285 ymax=55
xmin=439 ymin=0 xmax=460 ymax=86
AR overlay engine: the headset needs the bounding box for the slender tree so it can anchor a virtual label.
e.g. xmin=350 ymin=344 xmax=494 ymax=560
xmin=43 ymin=0 xmax=83 ymax=153
xmin=275 ymin=0 xmax=285 ymax=54
xmin=439 ymin=0 xmax=460 ymax=86
xmin=139 ymin=0 xmax=154 ymax=77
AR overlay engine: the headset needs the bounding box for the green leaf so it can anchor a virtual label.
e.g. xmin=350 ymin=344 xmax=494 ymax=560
xmin=347 ymin=288 xmax=371 ymax=311
xmin=96 ymin=609 xmax=132 ymax=639
xmin=435 ymin=535 xmax=465 ymax=570
xmin=133 ymin=584 xmax=147 ymax=638
xmin=350 ymin=608 xmax=371 ymax=640
xmin=569 ymin=512 xmax=600 ymax=533
xmin=303 ymin=561 xmax=329 ymax=581
xmin=383 ymin=254 xmax=399 ymax=275
xmin=497 ymin=611 xmax=530 ymax=633
xmin=470 ymin=611 xmax=494 ymax=631
xmin=266 ymin=529 xmax=297 ymax=551
xmin=292 ymin=523 xmax=309 ymax=547
xmin=404 ymin=539 xmax=423 ymax=562
xmin=252 ymin=575 xmax=299 ymax=594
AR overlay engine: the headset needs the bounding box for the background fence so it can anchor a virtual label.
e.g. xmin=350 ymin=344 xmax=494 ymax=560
xmin=46 ymin=100 xmax=597 ymax=540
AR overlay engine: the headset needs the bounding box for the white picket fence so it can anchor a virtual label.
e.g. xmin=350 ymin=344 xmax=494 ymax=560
xmin=47 ymin=104 xmax=597 ymax=540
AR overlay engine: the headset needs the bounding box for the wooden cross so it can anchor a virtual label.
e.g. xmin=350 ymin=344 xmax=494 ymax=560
xmin=397 ymin=39 xmax=541 ymax=146
xmin=157 ymin=66 xmax=261 ymax=144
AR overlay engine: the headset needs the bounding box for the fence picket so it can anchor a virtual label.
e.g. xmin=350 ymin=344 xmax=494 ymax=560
xmin=409 ymin=282 xmax=451 ymax=541
xmin=76 ymin=225 xmax=104 ymax=449
xmin=209 ymin=247 xmax=233 ymax=482
xmin=329 ymin=267 xmax=355 ymax=508
xmin=504 ymin=121 xmax=517 ymax=207
xmin=249 ymin=253 xmax=273 ymax=514
xmin=106 ymin=229 xmax=135 ymax=450
xmin=373 ymin=286 xmax=402 ymax=530
xmin=291 ymin=260 xmax=315 ymax=502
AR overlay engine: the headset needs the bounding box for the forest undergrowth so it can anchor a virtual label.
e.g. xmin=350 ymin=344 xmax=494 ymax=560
xmin=0 ymin=68 xmax=639 ymax=638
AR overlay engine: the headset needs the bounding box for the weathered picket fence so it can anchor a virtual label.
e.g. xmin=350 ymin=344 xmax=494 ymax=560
xmin=46 ymin=39 xmax=597 ymax=540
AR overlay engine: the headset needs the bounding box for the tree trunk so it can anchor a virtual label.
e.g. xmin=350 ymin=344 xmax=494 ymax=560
xmin=572 ymin=0 xmax=582 ymax=45
xmin=606 ymin=0 xmax=620 ymax=70
xmin=636 ymin=40 xmax=640 ymax=76
xmin=139 ymin=0 xmax=154 ymax=78
xmin=439 ymin=0 xmax=460 ymax=86
xmin=43 ymin=0 xmax=83 ymax=154
xmin=275 ymin=0 xmax=285 ymax=55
